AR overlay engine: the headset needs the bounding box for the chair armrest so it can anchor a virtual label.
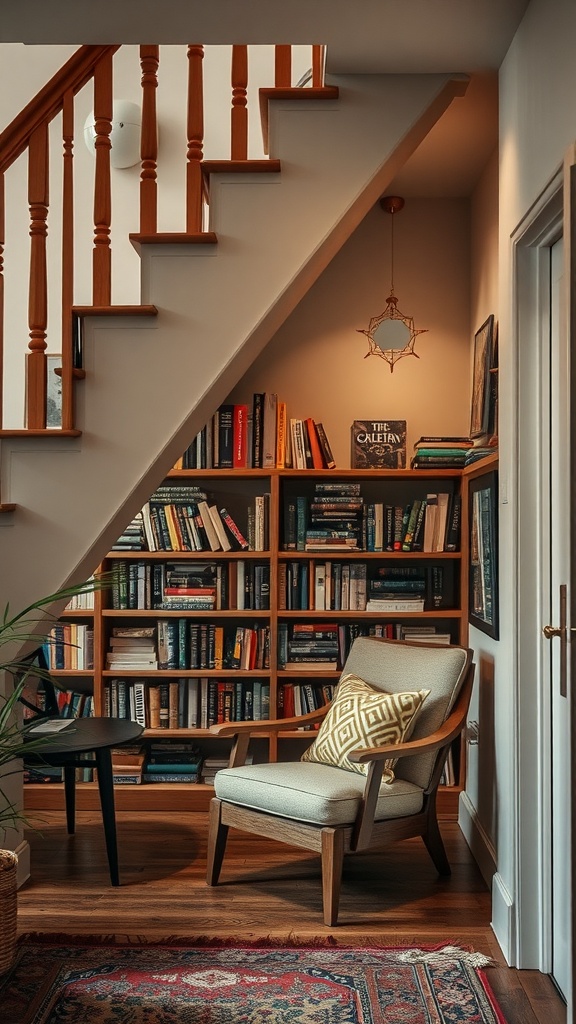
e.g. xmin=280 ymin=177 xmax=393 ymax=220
xmin=209 ymin=705 xmax=329 ymax=737
xmin=349 ymin=663 xmax=474 ymax=852
xmin=209 ymin=705 xmax=330 ymax=768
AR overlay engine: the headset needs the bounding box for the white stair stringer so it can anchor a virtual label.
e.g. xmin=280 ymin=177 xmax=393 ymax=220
xmin=0 ymin=72 xmax=467 ymax=618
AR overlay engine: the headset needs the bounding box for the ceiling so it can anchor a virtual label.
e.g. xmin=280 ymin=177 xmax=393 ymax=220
xmin=1 ymin=0 xmax=527 ymax=197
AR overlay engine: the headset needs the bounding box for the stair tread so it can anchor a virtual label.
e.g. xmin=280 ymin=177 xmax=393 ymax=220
xmin=72 ymin=304 xmax=158 ymax=316
xmin=201 ymin=159 xmax=281 ymax=174
xmin=0 ymin=429 xmax=82 ymax=437
xmin=129 ymin=232 xmax=218 ymax=248
xmin=0 ymin=503 xmax=16 ymax=512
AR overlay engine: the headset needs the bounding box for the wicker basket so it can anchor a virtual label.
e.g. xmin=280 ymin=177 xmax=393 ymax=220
xmin=0 ymin=850 xmax=18 ymax=974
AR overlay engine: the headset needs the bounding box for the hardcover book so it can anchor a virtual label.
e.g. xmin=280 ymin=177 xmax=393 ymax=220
xmin=351 ymin=419 xmax=407 ymax=469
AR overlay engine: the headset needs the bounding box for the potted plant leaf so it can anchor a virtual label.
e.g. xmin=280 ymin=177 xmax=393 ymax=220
xmin=0 ymin=576 xmax=108 ymax=972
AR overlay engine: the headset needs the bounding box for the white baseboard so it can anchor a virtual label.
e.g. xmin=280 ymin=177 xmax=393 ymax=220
xmin=458 ymin=792 xmax=515 ymax=963
xmin=491 ymin=873 xmax=516 ymax=965
xmin=458 ymin=791 xmax=497 ymax=886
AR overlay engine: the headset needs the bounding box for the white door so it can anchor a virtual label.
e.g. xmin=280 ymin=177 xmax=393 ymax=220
xmin=547 ymin=236 xmax=571 ymax=1001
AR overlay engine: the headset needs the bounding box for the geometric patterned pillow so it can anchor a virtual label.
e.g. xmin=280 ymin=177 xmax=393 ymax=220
xmin=300 ymin=673 xmax=430 ymax=783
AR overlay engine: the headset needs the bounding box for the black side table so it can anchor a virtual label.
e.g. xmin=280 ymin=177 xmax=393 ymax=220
xmin=25 ymin=718 xmax=143 ymax=886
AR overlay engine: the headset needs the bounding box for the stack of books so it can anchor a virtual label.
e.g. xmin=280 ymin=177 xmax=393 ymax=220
xmin=411 ymin=436 xmax=473 ymax=469
xmin=365 ymin=568 xmax=426 ymax=612
xmin=280 ymin=623 xmax=340 ymax=671
xmin=201 ymin=754 xmax=253 ymax=786
xmin=106 ymin=626 xmax=158 ymax=671
xmin=142 ymin=741 xmax=204 ymax=784
xmin=111 ymin=511 xmax=146 ymax=551
xmin=284 ymin=483 xmax=363 ymax=552
xmin=397 ymin=626 xmax=452 ymax=645
xmin=464 ymin=441 xmax=497 ymax=465
xmin=112 ymin=745 xmax=146 ymax=785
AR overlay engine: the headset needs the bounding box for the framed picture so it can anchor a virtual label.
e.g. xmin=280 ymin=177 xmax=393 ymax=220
xmin=469 ymin=314 xmax=494 ymax=438
xmin=468 ymin=469 xmax=499 ymax=639
xmin=46 ymin=354 xmax=62 ymax=428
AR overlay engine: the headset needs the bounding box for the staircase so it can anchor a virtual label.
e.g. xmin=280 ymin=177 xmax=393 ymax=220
xmin=0 ymin=44 xmax=467 ymax=619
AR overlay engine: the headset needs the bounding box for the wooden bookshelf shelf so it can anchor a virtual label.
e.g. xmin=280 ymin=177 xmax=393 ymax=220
xmin=25 ymin=455 xmax=498 ymax=816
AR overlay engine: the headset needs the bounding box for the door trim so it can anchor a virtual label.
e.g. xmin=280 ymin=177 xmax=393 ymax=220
xmin=512 ymin=167 xmax=563 ymax=972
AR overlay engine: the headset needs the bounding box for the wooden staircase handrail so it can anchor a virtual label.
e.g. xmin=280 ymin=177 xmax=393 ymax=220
xmin=0 ymin=42 xmax=329 ymax=438
xmin=0 ymin=45 xmax=120 ymax=174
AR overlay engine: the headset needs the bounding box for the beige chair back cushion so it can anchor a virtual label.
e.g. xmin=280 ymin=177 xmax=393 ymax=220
xmin=341 ymin=638 xmax=470 ymax=789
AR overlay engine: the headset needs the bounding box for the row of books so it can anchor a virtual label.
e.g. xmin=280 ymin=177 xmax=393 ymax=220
xmin=111 ymin=559 xmax=270 ymax=612
xmin=111 ymin=743 xmax=256 ymax=786
xmin=103 ymin=677 xmax=271 ymax=729
xmin=283 ymin=485 xmax=461 ymax=553
xmin=112 ymin=741 xmax=204 ymax=785
xmin=278 ymin=681 xmax=336 ymax=719
xmin=106 ymin=623 xmax=271 ymax=672
xmin=21 ymin=682 xmax=95 ymax=721
xmin=279 ymin=563 xmax=447 ymax=612
xmin=114 ymin=486 xmax=266 ymax=554
xmin=176 ymin=395 xmax=336 ymax=471
xmin=45 ymin=624 xmax=95 ymax=670
xmin=278 ymin=622 xmax=454 ymax=669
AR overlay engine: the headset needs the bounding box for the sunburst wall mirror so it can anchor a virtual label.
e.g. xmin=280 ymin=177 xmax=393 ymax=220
xmin=357 ymin=196 xmax=428 ymax=372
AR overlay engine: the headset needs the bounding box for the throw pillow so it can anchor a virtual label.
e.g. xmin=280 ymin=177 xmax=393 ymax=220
xmin=301 ymin=672 xmax=430 ymax=782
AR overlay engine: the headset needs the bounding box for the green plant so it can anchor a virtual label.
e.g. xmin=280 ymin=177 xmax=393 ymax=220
xmin=0 ymin=577 xmax=109 ymax=838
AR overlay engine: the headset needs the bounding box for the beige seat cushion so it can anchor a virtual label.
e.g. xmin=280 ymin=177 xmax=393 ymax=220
xmin=300 ymin=673 xmax=429 ymax=781
xmin=214 ymin=760 xmax=424 ymax=827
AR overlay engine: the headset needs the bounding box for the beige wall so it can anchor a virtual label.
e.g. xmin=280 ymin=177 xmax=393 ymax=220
xmin=228 ymin=196 xmax=472 ymax=463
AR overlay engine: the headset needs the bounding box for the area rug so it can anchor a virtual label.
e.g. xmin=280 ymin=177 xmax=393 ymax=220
xmin=1 ymin=936 xmax=508 ymax=1024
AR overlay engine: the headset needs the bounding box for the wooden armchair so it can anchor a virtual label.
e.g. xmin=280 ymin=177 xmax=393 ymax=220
xmin=206 ymin=637 xmax=474 ymax=926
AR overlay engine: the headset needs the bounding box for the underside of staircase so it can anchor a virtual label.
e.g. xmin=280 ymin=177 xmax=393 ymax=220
xmin=0 ymin=69 xmax=466 ymax=620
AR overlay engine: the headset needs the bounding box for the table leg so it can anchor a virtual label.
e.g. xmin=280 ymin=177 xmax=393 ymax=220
xmin=94 ymin=748 xmax=120 ymax=886
xmin=63 ymin=765 xmax=76 ymax=834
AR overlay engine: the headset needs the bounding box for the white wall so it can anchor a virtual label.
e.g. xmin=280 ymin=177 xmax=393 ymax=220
xmin=491 ymin=0 xmax=576 ymax=965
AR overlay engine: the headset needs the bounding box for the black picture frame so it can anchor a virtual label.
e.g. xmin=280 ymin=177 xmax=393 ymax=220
xmin=469 ymin=314 xmax=494 ymax=438
xmin=468 ymin=469 xmax=499 ymax=639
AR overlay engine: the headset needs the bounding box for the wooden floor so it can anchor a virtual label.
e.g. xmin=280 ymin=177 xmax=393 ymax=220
xmin=16 ymin=810 xmax=566 ymax=1024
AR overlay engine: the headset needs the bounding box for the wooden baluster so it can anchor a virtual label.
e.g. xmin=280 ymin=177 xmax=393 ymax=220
xmin=92 ymin=51 xmax=113 ymax=305
xmin=0 ymin=173 xmax=4 ymax=429
xmin=140 ymin=45 xmax=159 ymax=235
xmin=312 ymin=45 xmax=325 ymax=87
xmin=274 ymin=45 xmax=291 ymax=87
xmin=27 ymin=123 xmax=49 ymax=430
xmin=186 ymin=44 xmax=204 ymax=234
xmin=231 ymin=45 xmax=248 ymax=160
xmin=60 ymin=88 xmax=74 ymax=432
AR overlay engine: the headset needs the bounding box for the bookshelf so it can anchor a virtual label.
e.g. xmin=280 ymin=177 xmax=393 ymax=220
xmin=24 ymin=455 xmax=498 ymax=818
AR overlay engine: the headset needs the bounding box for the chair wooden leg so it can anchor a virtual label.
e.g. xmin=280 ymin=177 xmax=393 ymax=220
xmin=206 ymin=798 xmax=230 ymax=886
xmin=321 ymin=827 xmax=344 ymax=926
xmin=423 ymin=798 xmax=451 ymax=876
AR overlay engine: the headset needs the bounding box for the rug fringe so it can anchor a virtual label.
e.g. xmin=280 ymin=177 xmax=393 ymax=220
xmin=17 ymin=933 xmax=496 ymax=965
xmin=396 ymin=945 xmax=496 ymax=968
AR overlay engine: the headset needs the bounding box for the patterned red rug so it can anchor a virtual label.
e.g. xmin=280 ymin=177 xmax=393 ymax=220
xmin=1 ymin=936 xmax=508 ymax=1023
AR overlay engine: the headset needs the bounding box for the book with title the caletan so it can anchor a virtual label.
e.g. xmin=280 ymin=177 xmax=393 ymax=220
xmin=351 ymin=420 xmax=407 ymax=469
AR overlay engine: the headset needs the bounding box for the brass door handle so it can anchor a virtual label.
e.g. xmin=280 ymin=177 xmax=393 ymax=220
xmin=542 ymin=584 xmax=568 ymax=697
xmin=542 ymin=624 xmax=564 ymax=640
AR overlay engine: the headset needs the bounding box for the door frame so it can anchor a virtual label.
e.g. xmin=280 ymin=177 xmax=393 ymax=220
xmin=512 ymin=166 xmax=566 ymax=976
